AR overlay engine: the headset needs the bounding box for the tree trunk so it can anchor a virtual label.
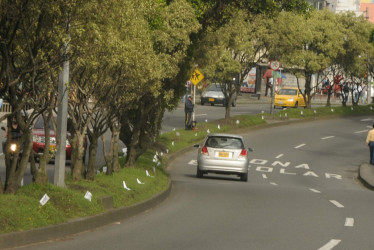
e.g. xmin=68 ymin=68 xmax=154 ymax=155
xmin=86 ymin=136 xmax=98 ymax=180
xmin=112 ymin=123 xmax=120 ymax=172
xmin=5 ymin=131 xmax=33 ymax=194
xmin=72 ymin=133 xmax=86 ymax=181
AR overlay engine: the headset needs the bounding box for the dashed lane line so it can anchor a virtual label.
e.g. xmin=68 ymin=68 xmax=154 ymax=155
xmin=354 ymin=130 xmax=368 ymax=134
xmin=329 ymin=200 xmax=344 ymax=208
xmin=309 ymin=188 xmax=321 ymax=193
xmin=321 ymin=136 xmax=335 ymax=140
xmin=318 ymin=239 xmax=341 ymax=250
xmin=294 ymin=143 xmax=306 ymax=149
xmin=275 ymin=154 xmax=283 ymax=159
xmin=344 ymin=218 xmax=354 ymax=227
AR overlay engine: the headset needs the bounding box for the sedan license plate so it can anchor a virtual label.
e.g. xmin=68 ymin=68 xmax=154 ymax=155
xmin=209 ymin=98 xmax=215 ymax=102
xmin=218 ymin=151 xmax=229 ymax=158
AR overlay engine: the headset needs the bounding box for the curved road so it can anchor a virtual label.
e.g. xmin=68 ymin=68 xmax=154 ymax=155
xmin=23 ymin=116 xmax=374 ymax=250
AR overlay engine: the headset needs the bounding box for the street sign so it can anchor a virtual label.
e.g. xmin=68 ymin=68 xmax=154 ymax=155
xmin=269 ymin=60 xmax=280 ymax=71
xmin=190 ymin=69 xmax=204 ymax=85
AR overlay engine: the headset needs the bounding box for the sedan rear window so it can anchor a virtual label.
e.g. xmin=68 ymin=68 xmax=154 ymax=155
xmin=34 ymin=117 xmax=54 ymax=130
xmin=206 ymin=137 xmax=243 ymax=149
xmin=278 ymin=89 xmax=297 ymax=95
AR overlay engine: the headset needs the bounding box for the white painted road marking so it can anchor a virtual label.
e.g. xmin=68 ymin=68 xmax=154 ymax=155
xmin=361 ymin=118 xmax=373 ymax=121
xmin=321 ymin=136 xmax=335 ymax=140
xmin=354 ymin=130 xmax=368 ymax=134
xmin=262 ymin=174 xmax=267 ymax=179
xmin=294 ymin=143 xmax=306 ymax=149
xmin=318 ymin=239 xmax=341 ymax=250
xmin=275 ymin=154 xmax=284 ymax=159
xmin=309 ymin=188 xmax=321 ymax=193
xmin=345 ymin=218 xmax=354 ymax=227
xmin=270 ymin=182 xmax=278 ymax=186
xmin=330 ymin=200 xmax=344 ymax=208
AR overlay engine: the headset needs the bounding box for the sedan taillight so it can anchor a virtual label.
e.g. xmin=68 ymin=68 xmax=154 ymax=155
xmin=201 ymin=146 xmax=209 ymax=155
xmin=240 ymin=149 xmax=247 ymax=157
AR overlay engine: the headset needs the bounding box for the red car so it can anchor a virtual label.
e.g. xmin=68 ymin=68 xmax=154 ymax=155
xmin=32 ymin=116 xmax=86 ymax=161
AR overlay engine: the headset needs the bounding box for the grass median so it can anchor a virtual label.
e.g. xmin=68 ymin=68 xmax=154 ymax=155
xmin=0 ymin=104 xmax=373 ymax=234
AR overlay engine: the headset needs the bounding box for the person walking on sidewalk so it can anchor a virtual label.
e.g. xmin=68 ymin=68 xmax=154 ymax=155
xmin=184 ymin=96 xmax=194 ymax=130
xmin=366 ymin=123 xmax=374 ymax=165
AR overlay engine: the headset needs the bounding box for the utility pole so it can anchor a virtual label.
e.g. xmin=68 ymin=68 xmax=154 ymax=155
xmin=54 ymin=32 xmax=70 ymax=187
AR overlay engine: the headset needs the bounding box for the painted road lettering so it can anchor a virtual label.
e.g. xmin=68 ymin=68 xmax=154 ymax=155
xmin=189 ymin=158 xmax=343 ymax=180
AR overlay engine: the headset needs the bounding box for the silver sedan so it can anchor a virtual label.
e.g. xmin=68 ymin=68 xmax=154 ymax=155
xmin=194 ymin=133 xmax=253 ymax=182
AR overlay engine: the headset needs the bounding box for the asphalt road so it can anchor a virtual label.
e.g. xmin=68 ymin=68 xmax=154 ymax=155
xmin=21 ymin=116 xmax=374 ymax=250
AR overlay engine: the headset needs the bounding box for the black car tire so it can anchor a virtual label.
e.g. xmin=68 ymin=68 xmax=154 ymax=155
xmin=211 ymin=103 xmax=214 ymax=106
xmin=196 ymin=167 xmax=203 ymax=178
xmin=201 ymin=101 xmax=204 ymax=105
xmin=294 ymin=102 xmax=298 ymax=108
xmin=240 ymin=173 xmax=248 ymax=182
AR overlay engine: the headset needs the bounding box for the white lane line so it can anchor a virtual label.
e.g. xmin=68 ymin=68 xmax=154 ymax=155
xmin=294 ymin=143 xmax=306 ymax=149
xmin=345 ymin=218 xmax=354 ymax=227
xmin=275 ymin=154 xmax=284 ymax=159
xmin=318 ymin=239 xmax=341 ymax=250
xmin=330 ymin=200 xmax=344 ymax=208
xmin=321 ymin=136 xmax=335 ymax=140
xmin=262 ymin=174 xmax=267 ymax=179
xmin=361 ymin=118 xmax=373 ymax=121
xmin=309 ymin=188 xmax=321 ymax=193
xmin=195 ymin=114 xmax=207 ymax=117
xmin=270 ymin=182 xmax=278 ymax=186
xmin=354 ymin=130 xmax=368 ymax=134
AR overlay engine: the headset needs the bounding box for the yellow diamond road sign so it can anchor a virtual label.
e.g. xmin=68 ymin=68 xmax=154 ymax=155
xmin=190 ymin=69 xmax=204 ymax=85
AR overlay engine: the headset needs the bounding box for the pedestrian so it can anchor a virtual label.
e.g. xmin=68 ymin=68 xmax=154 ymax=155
xmin=265 ymin=78 xmax=273 ymax=96
xmin=184 ymin=95 xmax=194 ymax=130
xmin=366 ymin=123 xmax=374 ymax=165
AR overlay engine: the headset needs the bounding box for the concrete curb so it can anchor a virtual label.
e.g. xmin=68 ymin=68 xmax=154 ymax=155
xmin=359 ymin=163 xmax=374 ymax=190
xmin=0 ymin=180 xmax=172 ymax=249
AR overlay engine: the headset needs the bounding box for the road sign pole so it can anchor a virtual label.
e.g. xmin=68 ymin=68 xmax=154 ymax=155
xmin=193 ymin=84 xmax=196 ymax=123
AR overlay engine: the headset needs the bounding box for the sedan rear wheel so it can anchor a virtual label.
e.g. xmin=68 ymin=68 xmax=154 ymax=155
xmin=240 ymin=173 xmax=248 ymax=182
xmin=294 ymin=102 xmax=299 ymax=108
xmin=196 ymin=167 xmax=203 ymax=178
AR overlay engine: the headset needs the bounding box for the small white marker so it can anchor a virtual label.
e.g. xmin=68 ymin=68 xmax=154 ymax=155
xmin=270 ymin=182 xmax=278 ymax=186
xmin=262 ymin=174 xmax=267 ymax=179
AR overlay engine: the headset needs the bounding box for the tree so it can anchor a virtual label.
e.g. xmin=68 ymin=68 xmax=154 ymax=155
xmin=0 ymin=0 xmax=76 ymax=193
xmin=119 ymin=0 xmax=200 ymax=167
xmin=197 ymin=11 xmax=273 ymax=119
xmin=270 ymin=10 xmax=345 ymax=108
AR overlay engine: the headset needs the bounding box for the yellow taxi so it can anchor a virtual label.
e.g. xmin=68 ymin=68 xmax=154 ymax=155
xmin=274 ymin=87 xmax=306 ymax=108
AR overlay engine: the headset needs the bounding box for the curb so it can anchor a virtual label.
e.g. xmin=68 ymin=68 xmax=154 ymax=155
xmin=359 ymin=163 xmax=374 ymax=191
xmin=0 ymin=180 xmax=172 ymax=249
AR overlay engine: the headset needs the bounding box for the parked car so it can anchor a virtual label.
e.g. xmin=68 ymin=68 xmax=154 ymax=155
xmin=274 ymin=87 xmax=307 ymax=108
xmin=200 ymin=83 xmax=237 ymax=107
xmin=32 ymin=116 xmax=86 ymax=161
xmin=194 ymin=133 xmax=253 ymax=182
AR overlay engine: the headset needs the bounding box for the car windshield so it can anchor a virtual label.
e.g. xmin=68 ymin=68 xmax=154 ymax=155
xmin=206 ymin=84 xmax=223 ymax=92
xmin=34 ymin=117 xmax=55 ymax=130
xmin=278 ymin=89 xmax=297 ymax=95
xmin=206 ymin=136 xmax=243 ymax=149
